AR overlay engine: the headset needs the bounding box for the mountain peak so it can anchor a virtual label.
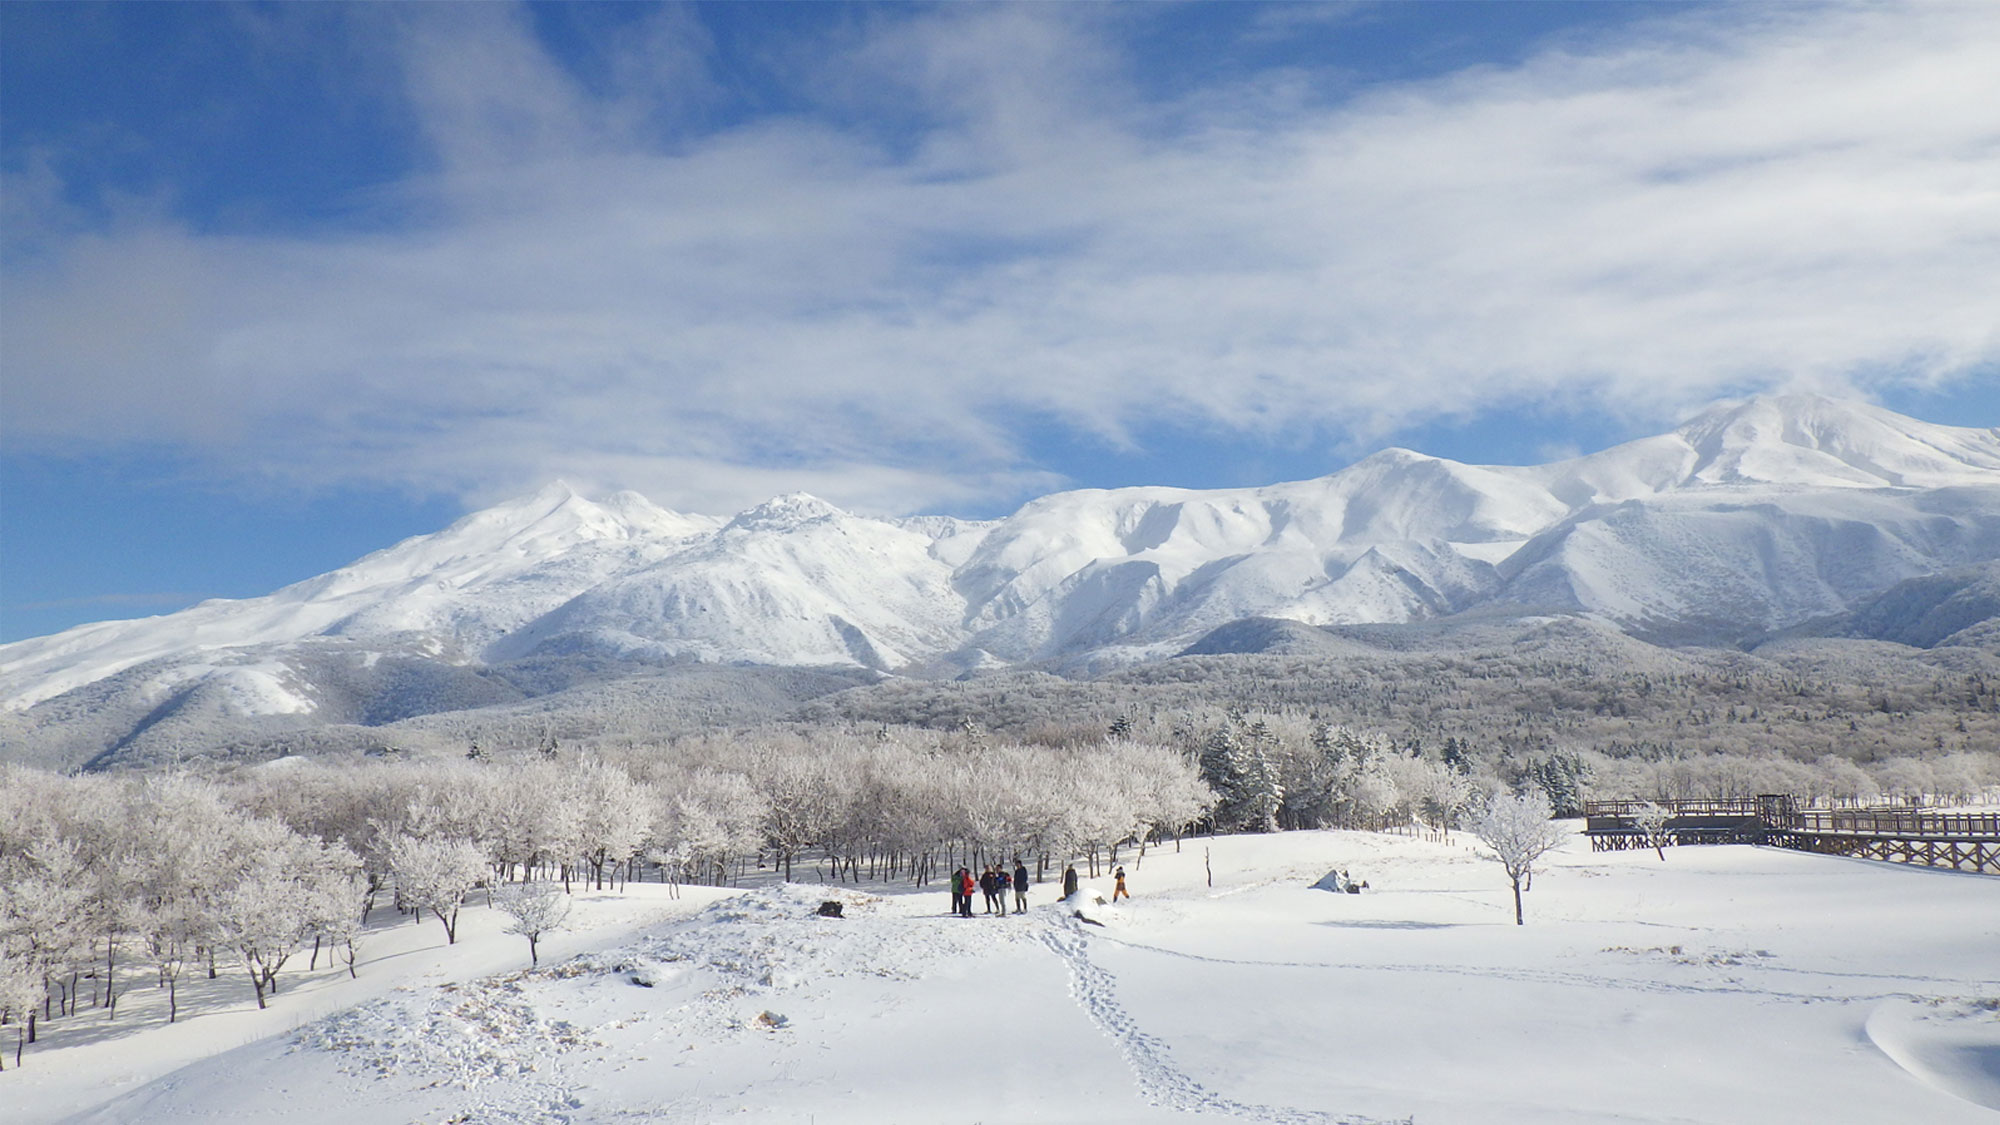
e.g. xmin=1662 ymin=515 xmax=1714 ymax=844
xmin=1673 ymin=393 xmax=2000 ymax=489
xmin=725 ymin=492 xmax=849 ymax=532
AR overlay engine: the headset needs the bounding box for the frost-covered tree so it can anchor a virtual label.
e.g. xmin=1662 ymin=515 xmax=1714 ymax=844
xmin=1468 ymin=791 xmax=1568 ymax=925
xmin=210 ymin=819 xmax=362 ymax=1009
xmin=756 ymin=751 xmax=850 ymax=881
xmin=483 ymin=760 xmax=575 ymax=883
xmin=387 ymin=835 xmax=488 ymax=945
xmin=493 ymin=881 xmax=571 ymax=967
xmin=573 ymin=760 xmax=653 ymax=890
xmin=1524 ymin=751 xmax=1591 ymax=817
xmin=1632 ymin=802 xmax=1673 ymax=861
xmin=1396 ymin=757 xmax=1474 ymax=841
xmin=649 ymin=768 xmax=766 ymax=887
xmin=132 ymin=777 xmax=241 ymax=1021
xmin=0 ymin=945 xmax=40 ymax=1069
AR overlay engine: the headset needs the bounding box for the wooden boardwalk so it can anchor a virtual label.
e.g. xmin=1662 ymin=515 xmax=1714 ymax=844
xmin=1582 ymin=797 xmax=2000 ymax=875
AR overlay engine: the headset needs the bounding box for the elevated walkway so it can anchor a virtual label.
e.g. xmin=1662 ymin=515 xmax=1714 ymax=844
xmin=1581 ymin=797 xmax=2000 ymax=875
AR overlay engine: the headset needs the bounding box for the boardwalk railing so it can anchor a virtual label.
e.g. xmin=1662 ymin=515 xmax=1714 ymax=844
xmin=1581 ymin=797 xmax=2000 ymax=875
xmin=1777 ymin=809 xmax=2000 ymax=838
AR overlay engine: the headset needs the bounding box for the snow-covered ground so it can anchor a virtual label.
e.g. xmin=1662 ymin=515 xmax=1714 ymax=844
xmin=13 ymin=830 xmax=2000 ymax=1124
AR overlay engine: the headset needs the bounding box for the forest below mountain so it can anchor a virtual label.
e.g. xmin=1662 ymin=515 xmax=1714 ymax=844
xmin=9 ymin=617 xmax=1992 ymax=808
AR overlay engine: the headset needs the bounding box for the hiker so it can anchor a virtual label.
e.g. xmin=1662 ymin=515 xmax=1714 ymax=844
xmin=949 ymin=867 xmax=968 ymax=916
xmin=958 ymin=867 xmax=977 ymax=917
xmin=995 ymin=865 xmax=1011 ymax=915
xmin=1013 ymin=860 xmax=1030 ymax=913
xmin=980 ymin=866 xmax=1000 ymax=914
xmin=1112 ymin=865 xmax=1129 ymax=901
xmin=1062 ymin=864 xmax=1079 ymax=899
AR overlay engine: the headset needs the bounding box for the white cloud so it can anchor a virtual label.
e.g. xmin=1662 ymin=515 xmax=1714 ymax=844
xmin=5 ymin=2 xmax=1997 ymax=516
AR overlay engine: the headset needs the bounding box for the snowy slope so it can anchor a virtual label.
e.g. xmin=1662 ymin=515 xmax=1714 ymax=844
xmin=952 ymin=394 xmax=2000 ymax=659
xmin=3 ymin=394 xmax=1997 ymax=717
xmin=17 ymin=830 xmax=2000 ymax=1125
xmin=487 ymin=494 xmax=972 ymax=670
xmin=0 ymin=483 xmax=719 ymax=710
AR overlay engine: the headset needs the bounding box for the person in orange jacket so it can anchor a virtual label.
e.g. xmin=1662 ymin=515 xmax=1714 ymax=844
xmin=958 ymin=867 xmax=977 ymax=917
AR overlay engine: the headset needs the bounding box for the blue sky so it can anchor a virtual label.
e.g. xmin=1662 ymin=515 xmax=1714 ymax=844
xmin=3 ymin=1 xmax=1997 ymax=642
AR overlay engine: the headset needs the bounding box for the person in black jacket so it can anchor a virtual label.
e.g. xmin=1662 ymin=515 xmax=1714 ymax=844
xmin=1062 ymin=864 xmax=1079 ymax=899
xmin=1013 ymin=861 xmax=1030 ymax=913
xmin=979 ymin=866 xmax=999 ymax=914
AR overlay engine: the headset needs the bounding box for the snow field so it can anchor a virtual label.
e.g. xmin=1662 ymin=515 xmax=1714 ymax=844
xmin=18 ymin=829 xmax=2000 ymax=1124
xmin=6 ymin=881 xmax=731 ymax=1123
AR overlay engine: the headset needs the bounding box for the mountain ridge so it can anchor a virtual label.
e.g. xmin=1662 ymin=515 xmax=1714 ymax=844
xmin=4 ymin=394 xmax=1997 ymax=723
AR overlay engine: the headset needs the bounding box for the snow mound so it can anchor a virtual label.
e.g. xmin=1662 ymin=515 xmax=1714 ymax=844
xmin=1865 ymin=999 xmax=2000 ymax=1112
xmin=296 ymin=974 xmax=599 ymax=1086
xmin=632 ymin=882 xmax=1032 ymax=990
xmin=1064 ymin=888 xmax=1123 ymax=927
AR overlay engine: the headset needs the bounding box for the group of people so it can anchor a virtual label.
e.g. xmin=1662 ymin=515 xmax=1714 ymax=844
xmin=951 ymin=861 xmax=1031 ymax=916
xmin=948 ymin=861 xmax=1130 ymax=917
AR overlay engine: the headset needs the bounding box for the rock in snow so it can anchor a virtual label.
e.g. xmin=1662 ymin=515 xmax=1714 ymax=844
xmin=4 ymin=394 xmax=1998 ymax=714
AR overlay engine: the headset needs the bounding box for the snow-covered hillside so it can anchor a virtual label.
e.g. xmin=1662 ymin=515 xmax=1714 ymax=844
xmin=4 ymin=394 xmax=1997 ymax=720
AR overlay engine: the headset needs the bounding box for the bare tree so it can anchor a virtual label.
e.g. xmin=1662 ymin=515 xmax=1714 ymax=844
xmin=1468 ymin=791 xmax=1568 ymax=925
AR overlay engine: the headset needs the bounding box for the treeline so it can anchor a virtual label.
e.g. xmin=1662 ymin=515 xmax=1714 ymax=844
xmin=0 ymin=731 xmax=1211 ymax=1069
xmin=1120 ymin=708 xmax=1996 ymax=829
xmin=23 ymin=622 xmax=2000 ymax=777
xmin=812 ymin=640 xmax=2000 ymax=768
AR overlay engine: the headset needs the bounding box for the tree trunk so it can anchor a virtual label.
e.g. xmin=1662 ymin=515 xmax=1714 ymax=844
xmin=1511 ymin=875 xmax=1524 ymax=925
xmin=247 ymin=961 xmax=268 ymax=1010
xmin=103 ymin=940 xmax=118 ymax=1019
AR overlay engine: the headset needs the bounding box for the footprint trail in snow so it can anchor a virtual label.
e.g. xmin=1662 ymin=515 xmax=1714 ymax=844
xmin=1040 ymin=922 xmax=1412 ymax=1125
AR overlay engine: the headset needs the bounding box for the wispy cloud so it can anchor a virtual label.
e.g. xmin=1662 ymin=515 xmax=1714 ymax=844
xmin=6 ymin=2 xmax=1997 ymax=516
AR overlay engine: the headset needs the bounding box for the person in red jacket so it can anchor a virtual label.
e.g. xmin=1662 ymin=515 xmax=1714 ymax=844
xmin=958 ymin=867 xmax=976 ymax=917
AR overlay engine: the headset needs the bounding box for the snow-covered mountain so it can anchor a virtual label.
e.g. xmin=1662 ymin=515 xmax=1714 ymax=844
xmin=4 ymin=394 xmax=1998 ymax=721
